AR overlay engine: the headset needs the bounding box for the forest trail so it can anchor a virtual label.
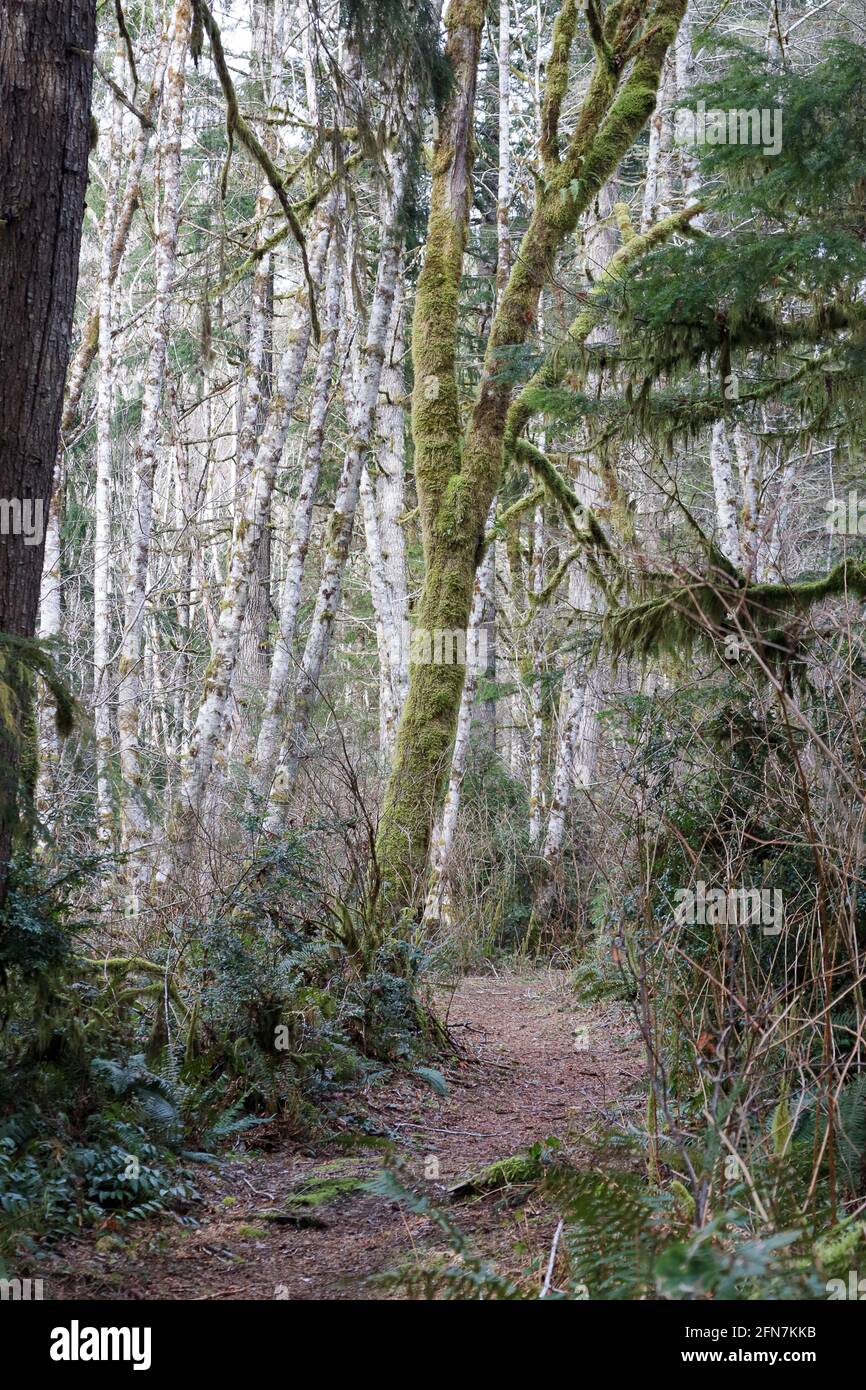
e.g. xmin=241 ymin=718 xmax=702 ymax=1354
xmin=44 ymin=971 xmax=640 ymax=1300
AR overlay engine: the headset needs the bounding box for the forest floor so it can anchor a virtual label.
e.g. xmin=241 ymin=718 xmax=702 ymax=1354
xmin=40 ymin=967 xmax=642 ymax=1300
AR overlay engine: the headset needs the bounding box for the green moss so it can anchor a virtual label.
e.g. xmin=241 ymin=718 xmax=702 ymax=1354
xmin=539 ymin=0 xmax=579 ymax=166
xmin=669 ymin=1179 xmax=696 ymax=1224
xmin=284 ymin=1174 xmax=366 ymax=1209
xmin=815 ymin=1220 xmax=866 ymax=1281
xmin=447 ymin=0 xmax=486 ymax=25
xmin=448 ymin=1147 xmax=554 ymax=1200
xmin=377 ymin=0 xmax=689 ymax=916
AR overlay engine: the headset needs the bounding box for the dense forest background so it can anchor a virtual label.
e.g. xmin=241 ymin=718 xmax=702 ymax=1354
xmin=2 ymin=0 xmax=866 ymax=1301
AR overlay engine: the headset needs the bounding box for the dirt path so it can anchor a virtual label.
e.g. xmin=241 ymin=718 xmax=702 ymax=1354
xmin=43 ymin=969 xmax=641 ymax=1300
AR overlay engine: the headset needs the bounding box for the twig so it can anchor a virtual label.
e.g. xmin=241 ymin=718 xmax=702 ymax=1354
xmin=540 ymin=1219 xmax=564 ymax=1298
xmin=72 ymin=49 xmax=153 ymax=128
xmin=238 ymin=1174 xmax=276 ymax=1201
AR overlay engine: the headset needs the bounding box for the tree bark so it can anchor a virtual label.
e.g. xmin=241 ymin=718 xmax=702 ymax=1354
xmin=250 ymin=233 xmax=343 ymax=803
xmin=94 ymin=75 xmax=125 ymax=861
xmin=375 ymin=277 xmax=410 ymax=725
xmin=178 ymin=209 xmax=333 ymax=841
xmin=0 ymin=0 xmax=96 ymax=899
xmin=710 ymin=419 xmax=743 ymax=567
xmin=117 ymin=0 xmax=192 ymax=903
xmin=528 ymin=503 xmax=546 ymax=846
xmin=265 ymin=158 xmax=410 ymax=817
xmin=377 ymin=0 xmax=689 ymax=912
xmin=423 ymin=507 xmax=495 ymax=928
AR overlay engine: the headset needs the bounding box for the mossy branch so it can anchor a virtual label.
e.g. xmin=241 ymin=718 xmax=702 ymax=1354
xmin=601 ymin=558 xmax=866 ymax=668
xmin=613 ymin=200 xmax=636 ymax=243
xmin=0 ymin=633 xmax=77 ymax=739
xmin=534 ymin=545 xmax=583 ymax=607
xmin=80 ymin=955 xmax=167 ymax=977
xmin=539 ymin=0 xmax=579 ymax=167
xmin=585 ymin=0 xmax=615 ymax=71
xmin=750 ymin=559 xmax=866 ymax=611
xmin=114 ymin=982 xmax=184 ymax=1010
xmin=583 ymin=350 xmax=836 ymax=456
xmin=199 ymin=1 xmax=320 ymax=342
xmin=569 ymin=0 xmax=688 ymax=203
xmin=523 ymin=443 xmax=608 ymax=547
xmin=494 ymin=484 xmax=546 ymax=533
xmin=507 ymin=201 xmax=703 ymax=447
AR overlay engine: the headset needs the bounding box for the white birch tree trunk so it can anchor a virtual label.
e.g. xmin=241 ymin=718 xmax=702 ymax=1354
xmin=228 ymin=189 xmax=277 ymax=770
xmin=236 ymin=192 xmax=276 ymax=498
xmin=494 ymin=533 xmax=518 ymax=776
xmin=538 ymin=557 xmax=594 ymax=879
xmin=250 ymin=232 xmax=343 ymax=802
xmin=641 ymin=52 xmax=675 ymax=230
xmin=360 ymin=452 xmax=400 ymax=757
xmin=94 ymin=79 xmax=124 ymax=859
xmin=357 ymin=267 xmax=410 ymax=761
xmin=675 ymin=2 xmax=702 ymax=213
xmin=117 ymin=0 xmax=192 ymax=903
xmin=710 ymin=419 xmax=743 ymax=567
xmin=375 ymin=275 xmax=409 ymax=723
xmin=177 ymin=209 xmax=334 ymax=839
xmin=732 ymin=421 xmax=762 ymax=578
xmin=533 ymin=459 xmax=606 ymax=926
xmin=264 ymin=162 xmax=408 ymax=822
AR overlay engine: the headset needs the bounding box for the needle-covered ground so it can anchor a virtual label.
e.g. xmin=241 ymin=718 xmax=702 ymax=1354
xmin=39 ymin=969 xmax=641 ymax=1300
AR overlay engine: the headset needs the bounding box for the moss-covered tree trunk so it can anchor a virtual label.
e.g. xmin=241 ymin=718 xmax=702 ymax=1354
xmin=376 ymin=0 xmax=689 ymax=913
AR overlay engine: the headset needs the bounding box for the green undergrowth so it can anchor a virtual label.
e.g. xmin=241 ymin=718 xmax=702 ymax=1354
xmin=370 ymin=1132 xmax=862 ymax=1300
xmin=0 ymin=836 xmax=441 ymax=1262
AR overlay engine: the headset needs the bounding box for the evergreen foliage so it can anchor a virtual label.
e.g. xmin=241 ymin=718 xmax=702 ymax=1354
xmin=581 ymin=41 xmax=866 ymax=452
